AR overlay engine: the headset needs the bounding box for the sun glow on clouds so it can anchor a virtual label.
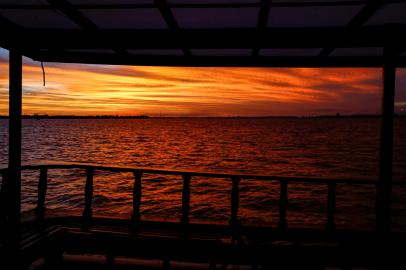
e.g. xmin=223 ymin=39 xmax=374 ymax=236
xmin=1 ymin=47 xmax=401 ymax=116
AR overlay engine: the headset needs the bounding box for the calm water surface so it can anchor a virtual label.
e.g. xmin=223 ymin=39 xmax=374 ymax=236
xmin=0 ymin=118 xmax=405 ymax=230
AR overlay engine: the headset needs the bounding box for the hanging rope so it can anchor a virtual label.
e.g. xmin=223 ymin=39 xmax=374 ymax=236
xmin=41 ymin=61 xmax=46 ymax=87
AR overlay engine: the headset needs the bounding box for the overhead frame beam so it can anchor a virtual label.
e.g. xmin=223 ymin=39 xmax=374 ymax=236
xmin=3 ymin=1 xmax=406 ymax=9
xmin=154 ymin=0 xmax=191 ymax=57
xmin=346 ymin=0 xmax=384 ymax=28
xmin=46 ymin=0 xmax=98 ymax=30
xmin=45 ymin=0 xmax=127 ymax=56
xmin=2 ymin=26 xmax=404 ymax=50
xmin=24 ymin=52 xmax=406 ymax=68
xmin=0 ymin=15 xmax=21 ymax=30
xmin=319 ymin=0 xmax=384 ymax=57
xmin=253 ymin=0 xmax=272 ymax=57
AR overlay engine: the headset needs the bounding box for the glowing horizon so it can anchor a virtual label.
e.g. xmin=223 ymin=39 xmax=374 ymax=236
xmin=0 ymin=48 xmax=405 ymax=116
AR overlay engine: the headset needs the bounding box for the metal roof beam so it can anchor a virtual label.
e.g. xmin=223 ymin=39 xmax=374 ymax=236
xmin=347 ymin=0 xmax=385 ymax=28
xmin=2 ymin=27 xmax=404 ymax=50
xmin=319 ymin=0 xmax=384 ymax=57
xmin=25 ymin=52 xmax=406 ymax=68
xmin=253 ymin=0 xmax=272 ymax=57
xmin=45 ymin=0 xmax=127 ymax=56
xmin=46 ymin=0 xmax=98 ymax=30
xmin=0 ymin=15 xmax=21 ymax=30
xmin=154 ymin=0 xmax=191 ymax=57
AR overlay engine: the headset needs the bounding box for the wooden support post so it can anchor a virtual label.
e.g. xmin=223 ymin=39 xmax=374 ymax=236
xmin=376 ymin=47 xmax=396 ymax=235
xmin=83 ymin=168 xmax=94 ymax=225
xmin=278 ymin=181 xmax=288 ymax=231
xmin=132 ymin=171 xmax=142 ymax=225
xmin=35 ymin=167 xmax=48 ymax=221
xmin=181 ymin=174 xmax=191 ymax=227
xmin=7 ymin=49 xmax=22 ymax=238
xmin=326 ymin=182 xmax=336 ymax=233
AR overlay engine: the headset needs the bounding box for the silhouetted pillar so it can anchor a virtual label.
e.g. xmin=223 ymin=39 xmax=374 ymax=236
xmin=7 ymin=49 xmax=22 ymax=238
xmin=376 ymin=48 xmax=396 ymax=235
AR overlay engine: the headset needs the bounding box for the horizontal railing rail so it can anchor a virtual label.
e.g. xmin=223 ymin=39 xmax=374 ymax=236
xmin=0 ymin=162 xmax=395 ymax=184
xmin=1 ymin=162 xmax=405 ymax=234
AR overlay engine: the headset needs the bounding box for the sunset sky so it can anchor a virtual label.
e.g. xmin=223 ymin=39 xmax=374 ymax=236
xmin=0 ymin=47 xmax=405 ymax=116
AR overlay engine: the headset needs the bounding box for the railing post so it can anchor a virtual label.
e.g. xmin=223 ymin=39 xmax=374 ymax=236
xmin=181 ymin=174 xmax=191 ymax=228
xmin=278 ymin=181 xmax=288 ymax=231
xmin=83 ymin=168 xmax=94 ymax=225
xmin=35 ymin=167 xmax=48 ymax=221
xmin=230 ymin=177 xmax=240 ymax=227
xmin=326 ymin=182 xmax=336 ymax=233
xmin=132 ymin=171 xmax=143 ymax=226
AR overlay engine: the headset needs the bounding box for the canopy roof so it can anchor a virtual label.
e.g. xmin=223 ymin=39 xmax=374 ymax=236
xmin=1 ymin=0 xmax=406 ymax=67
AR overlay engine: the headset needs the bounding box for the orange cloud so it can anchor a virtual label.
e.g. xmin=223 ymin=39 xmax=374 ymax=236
xmin=0 ymin=49 xmax=385 ymax=116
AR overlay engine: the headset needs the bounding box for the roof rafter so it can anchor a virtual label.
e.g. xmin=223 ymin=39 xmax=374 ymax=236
xmin=45 ymin=0 xmax=127 ymax=56
xmin=0 ymin=15 xmax=21 ymax=30
xmin=154 ymin=0 xmax=191 ymax=57
xmin=319 ymin=0 xmax=384 ymax=57
xmin=46 ymin=0 xmax=98 ymax=30
xmin=1 ymin=3 xmax=404 ymax=68
xmin=253 ymin=0 xmax=272 ymax=57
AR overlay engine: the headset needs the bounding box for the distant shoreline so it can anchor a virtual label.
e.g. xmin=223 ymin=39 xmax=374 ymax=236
xmin=0 ymin=114 xmax=405 ymax=119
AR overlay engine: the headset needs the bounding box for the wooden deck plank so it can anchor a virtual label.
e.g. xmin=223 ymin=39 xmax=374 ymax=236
xmin=34 ymin=217 xmax=406 ymax=268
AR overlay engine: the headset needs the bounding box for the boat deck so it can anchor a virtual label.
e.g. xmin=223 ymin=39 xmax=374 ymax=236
xmin=1 ymin=163 xmax=406 ymax=269
xmin=1 ymin=216 xmax=405 ymax=270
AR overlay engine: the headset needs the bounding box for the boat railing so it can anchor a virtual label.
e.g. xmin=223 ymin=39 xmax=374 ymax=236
xmin=1 ymin=162 xmax=405 ymax=233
